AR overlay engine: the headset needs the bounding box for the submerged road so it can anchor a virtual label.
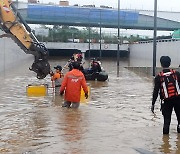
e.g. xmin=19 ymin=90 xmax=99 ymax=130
xmin=0 ymin=58 xmax=179 ymax=154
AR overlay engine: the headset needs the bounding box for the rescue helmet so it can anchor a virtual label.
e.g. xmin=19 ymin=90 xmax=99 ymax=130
xmin=72 ymin=61 xmax=80 ymax=69
xmin=54 ymin=65 xmax=62 ymax=71
xmin=160 ymin=56 xmax=171 ymax=68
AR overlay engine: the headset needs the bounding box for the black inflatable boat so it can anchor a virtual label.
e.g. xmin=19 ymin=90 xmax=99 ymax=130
xmin=83 ymin=69 xmax=108 ymax=81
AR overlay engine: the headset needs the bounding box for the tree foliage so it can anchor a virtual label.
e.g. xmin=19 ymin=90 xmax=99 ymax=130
xmin=35 ymin=25 xmax=149 ymax=43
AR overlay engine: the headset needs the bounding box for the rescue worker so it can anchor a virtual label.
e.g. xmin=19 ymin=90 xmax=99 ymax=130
xmin=68 ymin=53 xmax=84 ymax=72
xmin=151 ymin=56 xmax=180 ymax=134
xmin=96 ymin=57 xmax=104 ymax=71
xmin=60 ymin=61 xmax=88 ymax=108
xmin=96 ymin=57 xmax=102 ymax=66
xmin=77 ymin=52 xmax=83 ymax=62
xmin=68 ymin=54 xmax=77 ymax=71
xmin=50 ymin=65 xmax=63 ymax=95
xmin=72 ymin=53 xmax=78 ymax=61
xmin=90 ymin=58 xmax=102 ymax=73
xmin=68 ymin=61 xmax=74 ymax=71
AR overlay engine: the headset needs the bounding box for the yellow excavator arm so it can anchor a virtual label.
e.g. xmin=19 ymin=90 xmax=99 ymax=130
xmin=0 ymin=0 xmax=50 ymax=79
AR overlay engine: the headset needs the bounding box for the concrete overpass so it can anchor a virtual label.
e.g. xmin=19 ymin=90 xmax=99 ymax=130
xmin=16 ymin=2 xmax=180 ymax=31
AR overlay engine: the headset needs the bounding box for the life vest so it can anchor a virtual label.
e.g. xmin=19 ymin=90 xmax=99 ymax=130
xmin=159 ymin=69 xmax=180 ymax=100
xmin=77 ymin=53 xmax=82 ymax=59
xmin=52 ymin=72 xmax=63 ymax=87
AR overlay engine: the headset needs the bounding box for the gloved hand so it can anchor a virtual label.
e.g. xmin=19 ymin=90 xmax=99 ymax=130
xmin=85 ymin=93 xmax=88 ymax=99
xmin=151 ymin=105 xmax=155 ymax=113
xmin=60 ymin=91 xmax=64 ymax=96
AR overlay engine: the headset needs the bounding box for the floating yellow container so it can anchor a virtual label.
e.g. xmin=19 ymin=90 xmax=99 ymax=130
xmin=26 ymin=84 xmax=48 ymax=96
xmin=80 ymin=86 xmax=90 ymax=103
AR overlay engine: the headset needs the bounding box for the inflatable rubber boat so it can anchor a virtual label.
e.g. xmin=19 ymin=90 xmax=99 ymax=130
xmin=83 ymin=69 xmax=108 ymax=81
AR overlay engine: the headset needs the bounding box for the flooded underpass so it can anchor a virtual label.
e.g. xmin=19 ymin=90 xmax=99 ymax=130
xmin=0 ymin=58 xmax=180 ymax=154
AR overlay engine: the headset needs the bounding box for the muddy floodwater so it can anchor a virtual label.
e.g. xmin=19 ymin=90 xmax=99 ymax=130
xmin=0 ymin=58 xmax=180 ymax=154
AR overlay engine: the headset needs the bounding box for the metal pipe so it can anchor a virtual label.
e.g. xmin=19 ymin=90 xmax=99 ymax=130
xmin=88 ymin=9 xmax=91 ymax=62
xmin=153 ymin=0 xmax=157 ymax=76
xmin=117 ymin=0 xmax=120 ymax=77
xmin=88 ymin=26 xmax=91 ymax=61
xmin=100 ymin=9 xmax=102 ymax=58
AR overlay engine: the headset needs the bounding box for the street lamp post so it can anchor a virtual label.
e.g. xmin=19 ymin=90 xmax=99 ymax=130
xmin=88 ymin=26 xmax=91 ymax=61
xmin=153 ymin=0 xmax=157 ymax=76
xmin=88 ymin=10 xmax=91 ymax=62
xmin=99 ymin=8 xmax=102 ymax=59
xmin=117 ymin=0 xmax=120 ymax=77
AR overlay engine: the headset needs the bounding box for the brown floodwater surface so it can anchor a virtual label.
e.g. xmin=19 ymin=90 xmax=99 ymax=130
xmin=0 ymin=58 xmax=180 ymax=154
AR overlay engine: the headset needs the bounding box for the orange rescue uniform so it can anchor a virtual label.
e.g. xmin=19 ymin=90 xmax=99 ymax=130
xmin=60 ymin=69 xmax=88 ymax=103
xmin=51 ymin=72 xmax=63 ymax=87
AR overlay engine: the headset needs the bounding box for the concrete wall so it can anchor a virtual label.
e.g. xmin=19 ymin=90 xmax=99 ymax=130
xmin=129 ymin=40 xmax=180 ymax=67
xmin=44 ymin=42 xmax=129 ymax=52
xmin=0 ymin=37 xmax=33 ymax=73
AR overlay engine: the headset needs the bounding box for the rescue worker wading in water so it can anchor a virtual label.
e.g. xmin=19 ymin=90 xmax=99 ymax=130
xmin=151 ymin=56 xmax=180 ymax=134
xmin=50 ymin=65 xmax=63 ymax=95
xmin=60 ymin=61 xmax=88 ymax=108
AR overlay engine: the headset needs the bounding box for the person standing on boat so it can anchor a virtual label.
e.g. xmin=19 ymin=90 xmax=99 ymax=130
xmin=50 ymin=65 xmax=63 ymax=95
xmin=77 ymin=52 xmax=83 ymax=62
xmin=60 ymin=61 xmax=88 ymax=108
xmin=151 ymin=56 xmax=180 ymax=134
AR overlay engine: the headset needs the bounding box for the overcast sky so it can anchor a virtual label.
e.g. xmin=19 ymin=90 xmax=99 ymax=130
xmin=40 ymin=0 xmax=180 ymax=11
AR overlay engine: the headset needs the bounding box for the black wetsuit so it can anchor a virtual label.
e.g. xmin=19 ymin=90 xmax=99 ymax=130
xmin=152 ymin=68 xmax=180 ymax=134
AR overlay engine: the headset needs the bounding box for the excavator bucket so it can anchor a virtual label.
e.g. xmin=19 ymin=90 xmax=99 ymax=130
xmin=30 ymin=59 xmax=50 ymax=79
xmin=29 ymin=42 xmax=51 ymax=79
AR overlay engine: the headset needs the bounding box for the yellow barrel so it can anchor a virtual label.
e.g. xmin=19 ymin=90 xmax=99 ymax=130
xmin=80 ymin=86 xmax=90 ymax=103
xmin=26 ymin=84 xmax=48 ymax=96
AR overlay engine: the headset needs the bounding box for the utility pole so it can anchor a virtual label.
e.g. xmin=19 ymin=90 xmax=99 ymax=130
xmin=99 ymin=9 xmax=102 ymax=59
xmin=153 ymin=0 xmax=157 ymax=76
xmin=117 ymin=0 xmax=120 ymax=77
xmin=88 ymin=10 xmax=91 ymax=62
xmin=88 ymin=26 xmax=91 ymax=61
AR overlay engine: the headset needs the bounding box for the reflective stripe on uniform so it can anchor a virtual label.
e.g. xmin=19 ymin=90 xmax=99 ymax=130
xmin=175 ymin=80 xmax=180 ymax=95
xmin=162 ymin=81 xmax=168 ymax=98
xmin=163 ymin=72 xmax=172 ymax=76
